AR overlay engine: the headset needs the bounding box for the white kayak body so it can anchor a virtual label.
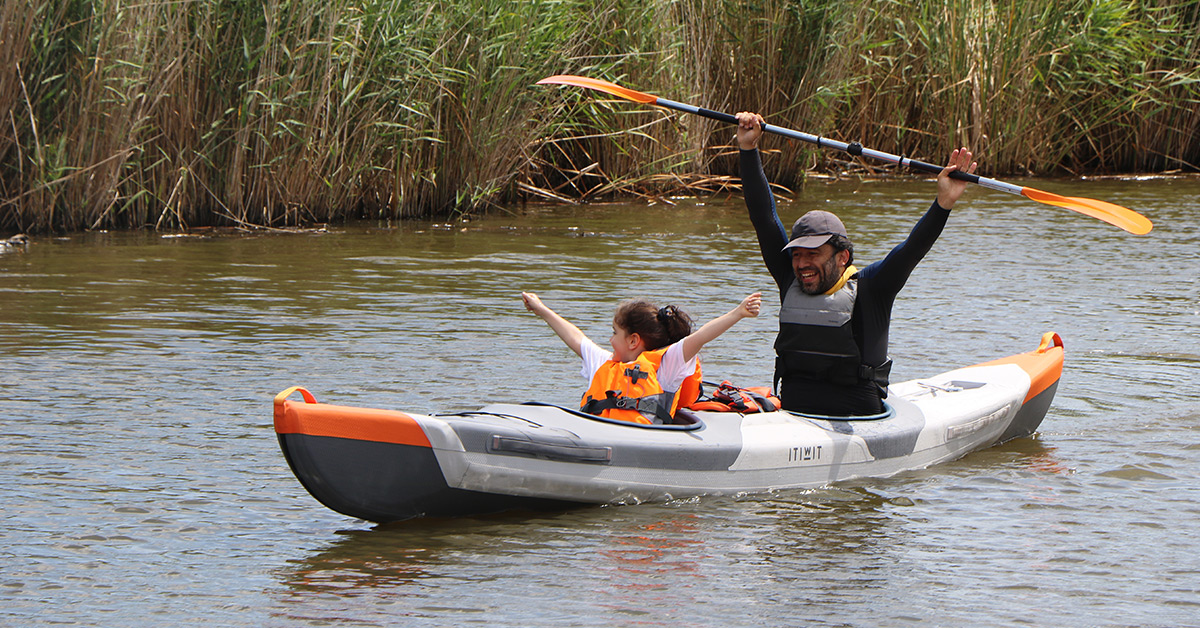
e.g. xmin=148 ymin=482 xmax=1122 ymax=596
xmin=274 ymin=333 xmax=1064 ymax=523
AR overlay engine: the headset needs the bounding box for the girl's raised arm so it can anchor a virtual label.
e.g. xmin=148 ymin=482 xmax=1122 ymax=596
xmin=521 ymin=292 xmax=588 ymax=357
xmin=680 ymin=292 xmax=761 ymax=362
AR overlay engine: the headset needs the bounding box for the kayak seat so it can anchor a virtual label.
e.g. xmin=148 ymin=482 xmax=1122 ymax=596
xmin=668 ymin=408 xmax=701 ymax=426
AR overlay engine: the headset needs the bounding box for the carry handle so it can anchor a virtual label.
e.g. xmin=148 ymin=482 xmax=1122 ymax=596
xmin=1036 ymin=332 xmax=1064 ymax=353
xmin=273 ymin=386 xmax=317 ymax=425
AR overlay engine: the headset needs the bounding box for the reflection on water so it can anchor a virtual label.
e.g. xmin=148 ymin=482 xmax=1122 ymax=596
xmin=2 ymin=178 xmax=1199 ymax=626
xmin=271 ymin=437 xmax=1078 ymax=624
xmin=281 ymin=528 xmax=440 ymax=595
xmin=272 ymin=486 xmax=923 ymax=624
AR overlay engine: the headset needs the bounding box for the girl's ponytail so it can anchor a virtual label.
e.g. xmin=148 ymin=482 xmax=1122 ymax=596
xmin=656 ymin=305 xmax=693 ymax=345
xmin=615 ymin=299 xmax=693 ymax=351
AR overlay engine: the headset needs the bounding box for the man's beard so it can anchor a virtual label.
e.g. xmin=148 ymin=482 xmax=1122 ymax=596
xmin=797 ymin=254 xmax=841 ymax=295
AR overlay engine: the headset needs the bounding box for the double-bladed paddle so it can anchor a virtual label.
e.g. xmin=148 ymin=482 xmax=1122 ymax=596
xmin=537 ymin=75 xmax=1152 ymax=235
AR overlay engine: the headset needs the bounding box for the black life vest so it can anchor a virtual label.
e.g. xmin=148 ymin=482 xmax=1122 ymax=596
xmin=774 ymin=276 xmax=891 ymax=393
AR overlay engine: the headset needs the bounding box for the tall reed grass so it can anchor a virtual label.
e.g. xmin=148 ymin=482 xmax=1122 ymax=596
xmin=2 ymin=0 xmax=1198 ymax=233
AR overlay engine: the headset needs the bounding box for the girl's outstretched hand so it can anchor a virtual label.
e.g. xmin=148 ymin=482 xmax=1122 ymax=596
xmin=520 ymin=291 xmax=585 ymax=357
xmin=739 ymin=292 xmax=762 ymax=318
xmin=521 ymin=291 xmax=547 ymax=315
xmin=680 ymin=291 xmax=763 ymax=362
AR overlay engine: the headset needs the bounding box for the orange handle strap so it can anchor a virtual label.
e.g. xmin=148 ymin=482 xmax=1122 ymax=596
xmin=273 ymin=386 xmax=317 ymax=425
xmin=1036 ymin=332 xmax=1064 ymax=353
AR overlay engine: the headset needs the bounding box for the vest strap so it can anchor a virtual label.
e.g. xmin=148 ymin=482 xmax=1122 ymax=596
xmin=582 ymin=390 xmax=675 ymax=424
xmin=860 ymin=358 xmax=892 ymax=398
xmin=775 ymin=354 xmax=892 ymax=392
xmin=859 ymin=359 xmax=891 ymax=385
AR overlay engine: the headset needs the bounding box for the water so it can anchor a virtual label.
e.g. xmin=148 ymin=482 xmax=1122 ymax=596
xmin=2 ymin=178 xmax=1198 ymax=626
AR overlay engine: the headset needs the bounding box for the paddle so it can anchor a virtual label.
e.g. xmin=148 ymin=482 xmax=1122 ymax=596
xmin=537 ymin=75 xmax=1153 ymax=235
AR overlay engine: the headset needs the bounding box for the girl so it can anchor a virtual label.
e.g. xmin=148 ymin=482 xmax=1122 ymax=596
xmin=521 ymin=291 xmax=762 ymax=424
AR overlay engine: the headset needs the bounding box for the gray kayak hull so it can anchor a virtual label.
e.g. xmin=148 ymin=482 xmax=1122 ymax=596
xmin=275 ymin=333 xmax=1064 ymax=523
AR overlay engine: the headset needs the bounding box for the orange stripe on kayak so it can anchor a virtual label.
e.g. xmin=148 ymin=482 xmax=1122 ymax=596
xmin=970 ymin=332 xmax=1065 ymax=403
xmin=273 ymin=387 xmax=431 ymax=447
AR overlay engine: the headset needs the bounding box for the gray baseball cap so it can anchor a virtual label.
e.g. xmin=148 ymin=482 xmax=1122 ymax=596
xmin=782 ymin=210 xmax=847 ymax=250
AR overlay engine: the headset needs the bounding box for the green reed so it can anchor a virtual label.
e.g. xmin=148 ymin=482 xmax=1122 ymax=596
xmin=2 ymin=0 xmax=1197 ymax=233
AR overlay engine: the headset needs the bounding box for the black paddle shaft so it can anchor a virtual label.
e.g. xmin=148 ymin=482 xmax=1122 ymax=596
xmin=683 ymin=102 xmax=980 ymax=183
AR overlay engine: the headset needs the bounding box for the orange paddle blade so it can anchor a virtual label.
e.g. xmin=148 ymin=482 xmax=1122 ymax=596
xmin=1021 ymin=187 xmax=1152 ymax=235
xmin=536 ymin=75 xmax=658 ymax=104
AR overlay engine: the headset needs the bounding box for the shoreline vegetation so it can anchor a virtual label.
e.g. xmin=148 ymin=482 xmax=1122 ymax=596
xmin=2 ymin=0 xmax=1198 ymax=234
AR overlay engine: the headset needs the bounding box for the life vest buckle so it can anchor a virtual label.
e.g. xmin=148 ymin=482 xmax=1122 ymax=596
xmin=623 ymin=364 xmax=649 ymax=384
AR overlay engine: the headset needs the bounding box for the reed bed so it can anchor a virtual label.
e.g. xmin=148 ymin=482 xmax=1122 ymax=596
xmin=2 ymin=0 xmax=1197 ymax=233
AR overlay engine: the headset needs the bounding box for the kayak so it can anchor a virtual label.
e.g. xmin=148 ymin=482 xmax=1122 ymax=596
xmin=274 ymin=332 xmax=1064 ymax=523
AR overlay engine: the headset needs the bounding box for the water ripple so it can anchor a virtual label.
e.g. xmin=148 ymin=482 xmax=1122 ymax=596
xmin=2 ymin=182 xmax=1199 ymax=626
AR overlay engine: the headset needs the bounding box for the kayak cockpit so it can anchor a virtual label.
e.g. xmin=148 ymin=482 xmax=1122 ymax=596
xmin=513 ymin=401 xmax=705 ymax=430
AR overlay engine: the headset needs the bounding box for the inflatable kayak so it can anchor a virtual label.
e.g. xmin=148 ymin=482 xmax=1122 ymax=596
xmin=274 ymin=333 xmax=1064 ymax=523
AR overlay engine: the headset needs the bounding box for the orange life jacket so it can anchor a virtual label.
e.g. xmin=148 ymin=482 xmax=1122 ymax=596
xmin=581 ymin=348 xmax=702 ymax=425
xmin=676 ymin=360 xmax=702 ymax=409
xmin=687 ymin=380 xmax=781 ymax=413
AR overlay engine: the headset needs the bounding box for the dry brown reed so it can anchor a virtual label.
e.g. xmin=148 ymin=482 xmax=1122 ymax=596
xmin=2 ymin=0 xmax=1198 ymax=233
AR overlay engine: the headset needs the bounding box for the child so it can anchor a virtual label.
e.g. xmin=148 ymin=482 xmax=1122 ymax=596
xmin=521 ymin=291 xmax=762 ymax=424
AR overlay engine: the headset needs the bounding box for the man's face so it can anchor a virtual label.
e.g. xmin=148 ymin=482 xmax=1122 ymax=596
xmin=791 ymin=243 xmax=846 ymax=295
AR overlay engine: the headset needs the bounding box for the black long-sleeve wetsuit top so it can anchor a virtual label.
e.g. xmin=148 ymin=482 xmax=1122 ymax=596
xmin=740 ymin=148 xmax=951 ymax=415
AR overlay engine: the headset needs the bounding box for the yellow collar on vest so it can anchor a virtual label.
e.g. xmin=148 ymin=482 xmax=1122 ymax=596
xmin=825 ymin=265 xmax=858 ymax=295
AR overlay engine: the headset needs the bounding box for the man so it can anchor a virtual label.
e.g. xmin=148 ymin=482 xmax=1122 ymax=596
xmin=735 ymin=112 xmax=976 ymax=416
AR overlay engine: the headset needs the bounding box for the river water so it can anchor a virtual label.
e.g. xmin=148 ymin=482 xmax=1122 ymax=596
xmin=2 ymin=177 xmax=1198 ymax=626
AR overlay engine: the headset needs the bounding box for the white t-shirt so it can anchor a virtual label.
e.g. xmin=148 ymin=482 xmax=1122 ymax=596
xmin=579 ymin=338 xmax=697 ymax=393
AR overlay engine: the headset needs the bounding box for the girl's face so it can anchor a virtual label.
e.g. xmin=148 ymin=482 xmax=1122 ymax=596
xmin=610 ymin=323 xmax=640 ymax=362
